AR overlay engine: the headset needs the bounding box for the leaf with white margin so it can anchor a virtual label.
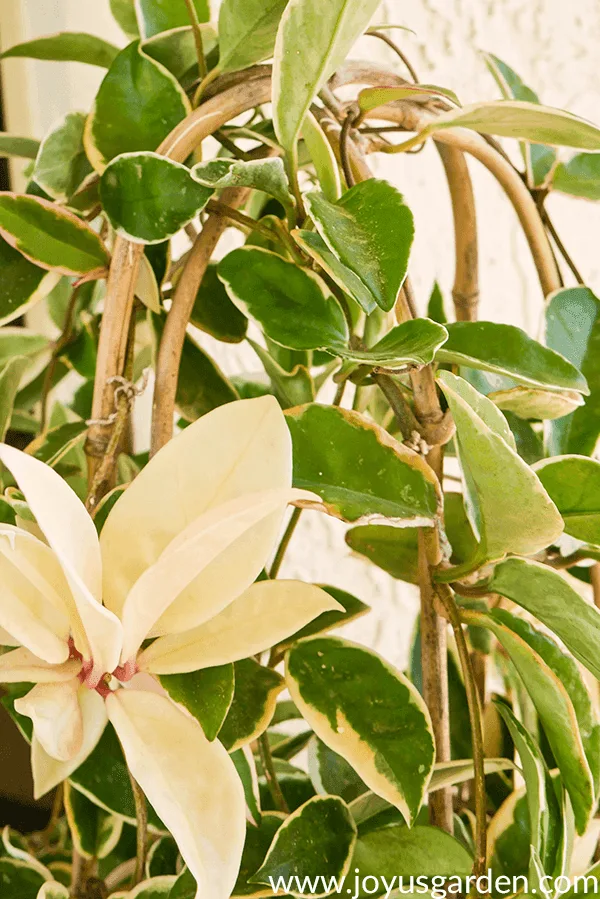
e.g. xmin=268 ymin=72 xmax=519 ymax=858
xmin=31 ymin=688 xmax=107 ymax=799
xmin=285 ymin=637 xmax=435 ymax=827
xmin=107 ymin=689 xmax=245 ymax=899
xmin=0 ymin=647 xmax=80 ymax=683
xmin=33 ymin=112 xmax=92 ymax=203
xmin=437 ymin=371 xmax=563 ymax=572
xmin=192 ymin=158 xmax=294 ymax=215
xmin=489 ymin=386 xmax=584 ymax=421
xmin=0 ymin=445 xmax=122 ymax=677
xmin=122 ymin=877 xmax=177 ymax=897
xmin=119 ymin=488 xmax=308 ymax=661
xmin=37 ymin=883 xmax=70 ymax=899
xmin=101 ymin=396 xmax=292 ymax=618
xmin=139 ymin=581 xmax=343 ymax=675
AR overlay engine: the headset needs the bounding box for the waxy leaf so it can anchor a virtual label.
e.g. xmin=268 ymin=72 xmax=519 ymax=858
xmin=160 ymin=664 xmax=235 ymax=741
xmin=0 ymin=134 xmax=40 ymax=160
xmin=306 ymin=180 xmax=414 ymax=312
xmin=0 ymin=33 xmax=119 ymax=68
xmin=110 ymin=0 xmax=140 ymax=38
xmin=0 ymin=859 xmax=46 ymax=898
xmin=85 ymin=42 xmax=190 ymax=171
xmin=176 ymin=334 xmax=239 ymax=421
xmin=534 ymin=456 xmax=600 ymax=544
xmin=490 ymin=558 xmax=600 ymax=682
xmin=189 ymin=263 xmax=247 ymax=343
xmin=136 ymin=0 xmax=210 ymax=38
xmin=309 ymin=737 xmax=367 ymax=802
xmin=230 ymin=748 xmax=262 ymax=826
xmin=121 ymin=878 xmax=176 ymax=897
xmin=33 ymin=112 xmax=92 ymax=202
xmin=248 ymin=339 xmax=315 ymax=409
xmin=192 ymin=158 xmax=294 ymax=214
xmin=143 ymin=26 xmax=218 ymax=86
xmin=0 ymin=194 xmax=109 ymax=275
xmin=436 ymin=321 xmax=588 ymax=393
xmin=218 ymin=0 xmax=288 ymax=74
xmin=437 ymin=372 xmax=563 ymax=570
xmin=233 ymin=813 xmax=284 ymax=897
xmin=346 ymin=525 xmax=419 ymax=584
xmin=489 ymin=386 xmax=584 ymax=421
xmin=423 ymin=100 xmax=600 ymax=150
xmin=358 ymin=83 xmax=460 ymax=112
xmin=302 ymin=111 xmax=342 ymax=201
xmin=275 ymin=584 xmax=369 ymax=650
xmin=64 ymin=781 xmax=122 ymax=860
xmin=292 ymin=229 xmax=376 ymax=314
xmin=37 ymin=884 xmax=70 ymax=899
xmin=0 ymin=237 xmax=60 ymax=326
xmin=101 ymin=152 xmax=213 ymax=243
xmin=464 ymin=608 xmax=596 ymax=833
xmin=251 ymin=795 xmax=357 ymax=893
xmin=546 ymin=287 xmax=600 ymax=456
xmin=553 ymin=154 xmax=600 ymax=201
xmin=286 ymin=403 xmax=439 ymax=525
xmin=286 ymin=637 xmax=435 ymax=825
xmin=0 ymin=357 xmax=29 ymax=442
xmin=336 ymin=318 xmax=449 ymax=370
xmin=273 ymin=0 xmax=382 ymax=154
xmin=218 ymin=247 xmax=349 ymax=350
xmin=219 ymin=658 xmax=284 ymax=752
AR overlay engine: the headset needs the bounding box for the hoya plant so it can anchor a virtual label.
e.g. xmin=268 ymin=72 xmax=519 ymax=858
xmin=1 ymin=1 xmax=600 ymax=897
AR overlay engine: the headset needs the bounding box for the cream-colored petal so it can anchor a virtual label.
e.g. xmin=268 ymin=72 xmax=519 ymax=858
xmin=0 ymin=627 xmax=19 ymax=646
xmin=31 ymin=688 xmax=107 ymax=799
xmin=101 ymin=396 xmax=292 ymax=618
xmin=64 ymin=566 xmax=122 ymax=683
xmin=140 ymin=581 xmax=344 ymax=675
xmin=15 ymin=680 xmax=83 ymax=762
xmin=107 ymin=689 xmax=245 ymax=899
xmin=0 ymin=647 xmax=81 ymax=683
xmin=0 ymin=445 xmax=102 ymax=598
xmin=120 ymin=489 xmax=299 ymax=663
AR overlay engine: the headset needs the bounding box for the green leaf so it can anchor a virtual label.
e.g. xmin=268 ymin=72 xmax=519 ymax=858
xmin=33 ymin=112 xmax=92 ymax=202
xmin=248 ymin=340 xmax=314 ymax=408
xmin=219 ymin=659 xmax=284 ymax=752
xmin=292 ymin=229 xmax=376 ymax=314
xmin=258 ymin=759 xmax=316 ymax=813
xmin=0 ymin=237 xmax=60 ymax=326
xmin=159 ymin=664 xmax=234 ymax=741
xmin=176 ymin=334 xmax=239 ymax=421
xmin=464 ymin=608 xmax=596 ymax=833
xmin=335 ymin=319 xmax=449 ymax=370
xmin=444 ymin=492 xmax=479 ymax=565
xmin=286 ymin=403 xmax=440 ymax=524
xmin=351 ymin=825 xmax=472 ymax=890
xmin=218 ymin=247 xmax=349 ymax=351
xmin=423 ymin=100 xmax=600 ymax=150
xmin=64 ymin=781 xmax=122 ymax=860
xmin=273 ymin=0 xmax=383 ymax=154
xmin=427 ymin=281 xmax=447 ymax=324
xmin=218 ymin=0 xmax=288 ymax=74
xmin=0 ymin=33 xmax=119 ymax=68
xmin=37 ymin=884 xmax=70 ymax=899
xmin=230 ymin=747 xmax=262 ymax=825
xmin=0 ymin=859 xmax=46 ymax=899
xmin=534 ymin=456 xmax=600 ymax=544
xmin=250 ymin=795 xmax=357 ymax=893
xmin=0 ymin=357 xmax=29 ymax=442
xmin=553 ymin=154 xmax=600 ymax=201
xmin=101 ymin=152 xmax=213 ymax=243
xmin=85 ymin=42 xmax=190 ymax=172
xmin=489 ymin=557 xmax=600 ymax=682
xmin=233 ymin=814 xmax=284 ymax=898
xmin=124 ymin=877 xmax=177 ymax=897
xmin=110 ymin=0 xmax=140 ymax=38
xmin=0 ymin=134 xmax=40 ymax=160
xmin=168 ymin=869 xmax=196 ymax=899
xmin=437 ymin=371 xmax=563 ymax=571
xmin=489 ymin=386 xmax=584 ymax=421
xmin=346 ymin=525 xmax=419 ymax=584
xmin=189 ymin=263 xmax=247 ymax=343
xmin=306 ymin=180 xmax=414 ymax=312
xmin=436 ymin=322 xmax=588 ymax=393
xmin=358 ymin=83 xmax=460 ymax=112
xmin=0 ymin=329 xmax=50 ymax=368
xmin=285 ymin=637 xmax=435 ymax=825
xmin=0 ymin=194 xmax=109 ymax=275
xmin=192 ymin=158 xmax=294 ymax=213
xmin=274 ymin=584 xmax=370 ymax=650
xmin=308 ymin=737 xmax=367 ymax=801
xmin=546 ymin=287 xmax=600 ymax=456
xmin=136 ymin=0 xmax=210 ymax=38
xmin=302 ymin=111 xmax=342 ymax=201
xmin=143 ymin=26 xmax=217 ymax=86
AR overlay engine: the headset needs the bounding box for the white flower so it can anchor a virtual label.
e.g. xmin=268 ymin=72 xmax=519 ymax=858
xmin=0 ymin=396 xmax=341 ymax=899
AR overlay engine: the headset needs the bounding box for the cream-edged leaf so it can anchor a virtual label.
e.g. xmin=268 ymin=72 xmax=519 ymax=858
xmin=31 ymin=688 xmax=107 ymax=799
xmin=15 ymin=680 xmax=83 ymax=762
xmin=140 ymin=581 xmax=343 ymax=676
xmin=101 ymin=397 xmax=292 ymax=618
xmin=0 ymin=648 xmax=81 ymax=683
xmin=37 ymin=883 xmax=70 ymax=899
xmin=107 ymin=689 xmax=245 ymax=899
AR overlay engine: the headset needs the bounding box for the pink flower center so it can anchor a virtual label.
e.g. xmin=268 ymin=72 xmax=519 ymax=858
xmin=69 ymin=639 xmax=138 ymax=696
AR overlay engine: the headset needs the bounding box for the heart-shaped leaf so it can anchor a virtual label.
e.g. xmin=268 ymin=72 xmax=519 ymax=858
xmin=0 ymin=194 xmax=109 ymax=275
xmin=191 ymin=157 xmax=294 ymax=213
xmin=534 ymin=455 xmax=600 ymax=545
xmin=0 ymin=134 xmax=40 ymax=160
xmin=159 ymin=664 xmax=235 ymax=741
xmin=136 ymin=0 xmax=210 ymax=38
xmin=33 ymin=112 xmax=92 ymax=202
xmin=286 ymin=403 xmax=440 ymax=524
xmin=218 ymin=0 xmax=289 ymax=74
xmin=0 ymin=33 xmax=119 ymax=68
xmin=101 ymin=152 xmax=213 ymax=243
xmin=306 ymin=180 xmax=414 ymax=312
xmin=436 ymin=321 xmax=588 ymax=393
xmin=85 ymin=42 xmax=190 ymax=171
xmin=286 ymin=637 xmax=435 ymax=825
xmin=218 ymin=247 xmax=349 ymax=350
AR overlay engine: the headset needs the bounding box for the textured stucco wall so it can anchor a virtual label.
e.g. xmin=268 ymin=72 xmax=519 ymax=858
xmin=1 ymin=0 xmax=599 ymax=667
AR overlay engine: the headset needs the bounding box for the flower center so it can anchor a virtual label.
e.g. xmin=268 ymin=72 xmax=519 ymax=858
xmin=69 ymin=639 xmax=138 ymax=696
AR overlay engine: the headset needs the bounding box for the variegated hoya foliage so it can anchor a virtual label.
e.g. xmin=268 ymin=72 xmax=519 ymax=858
xmin=1 ymin=1 xmax=600 ymax=898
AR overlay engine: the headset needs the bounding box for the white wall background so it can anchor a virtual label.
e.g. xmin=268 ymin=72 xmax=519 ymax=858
xmin=1 ymin=0 xmax=599 ymax=667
